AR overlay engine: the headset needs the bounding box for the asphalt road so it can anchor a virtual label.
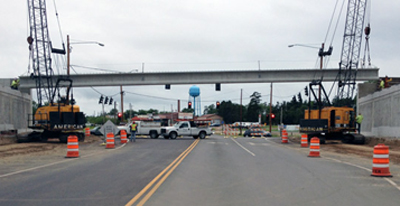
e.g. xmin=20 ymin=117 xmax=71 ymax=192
xmin=1 ymin=135 xmax=400 ymax=206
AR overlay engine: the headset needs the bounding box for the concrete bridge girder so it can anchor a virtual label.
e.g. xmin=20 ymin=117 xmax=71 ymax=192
xmin=18 ymin=68 xmax=379 ymax=88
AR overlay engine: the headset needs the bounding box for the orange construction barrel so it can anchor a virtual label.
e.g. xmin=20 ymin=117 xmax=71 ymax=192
xmin=120 ymin=130 xmax=128 ymax=144
xmin=301 ymin=134 xmax=308 ymax=147
xmin=281 ymin=130 xmax=288 ymax=144
xmin=85 ymin=127 xmax=90 ymax=137
xmin=106 ymin=133 xmax=115 ymax=149
xmin=65 ymin=135 xmax=79 ymax=158
xmin=371 ymin=144 xmax=392 ymax=177
xmin=308 ymin=137 xmax=320 ymax=157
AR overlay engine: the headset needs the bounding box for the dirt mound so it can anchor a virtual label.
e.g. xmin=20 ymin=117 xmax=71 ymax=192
xmin=0 ymin=135 xmax=102 ymax=159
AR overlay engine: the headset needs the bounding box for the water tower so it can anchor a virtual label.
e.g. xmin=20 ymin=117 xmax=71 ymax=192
xmin=189 ymin=85 xmax=201 ymax=116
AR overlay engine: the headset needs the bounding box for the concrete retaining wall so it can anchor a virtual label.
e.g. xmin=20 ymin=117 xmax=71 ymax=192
xmin=0 ymin=85 xmax=31 ymax=131
xmin=358 ymin=84 xmax=400 ymax=138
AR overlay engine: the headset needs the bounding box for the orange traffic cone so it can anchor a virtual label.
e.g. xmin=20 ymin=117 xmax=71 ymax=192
xmin=106 ymin=133 xmax=115 ymax=149
xmin=308 ymin=137 xmax=320 ymax=157
xmin=85 ymin=127 xmax=90 ymax=137
xmin=120 ymin=130 xmax=128 ymax=144
xmin=371 ymin=144 xmax=392 ymax=177
xmin=301 ymin=134 xmax=308 ymax=147
xmin=281 ymin=130 xmax=288 ymax=144
xmin=65 ymin=135 xmax=79 ymax=158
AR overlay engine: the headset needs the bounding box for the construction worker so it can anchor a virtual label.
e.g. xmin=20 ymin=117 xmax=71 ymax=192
xmin=355 ymin=113 xmax=363 ymax=134
xmin=10 ymin=77 xmax=20 ymax=90
xmin=129 ymin=121 xmax=137 ymax=142
xmin=379 ymin=79 xmax=385 ymax=90
xmin=384 ymin=75 xmax=392 ymax=88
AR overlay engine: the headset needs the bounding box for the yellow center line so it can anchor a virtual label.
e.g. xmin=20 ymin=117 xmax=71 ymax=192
xmin=125 ymin=139 xmax=200 ymax=206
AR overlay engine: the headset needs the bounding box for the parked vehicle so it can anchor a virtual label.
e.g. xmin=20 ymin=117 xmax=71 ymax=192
xmin=243 ymin=129 xmax=271 ymax=137
xmin=118 ymin=121 xmax=163 ymax=139
xmin=90 ymin=126 xmax=103 ymax=136
xmin=161 ymin=121 xmax=213 ymax=139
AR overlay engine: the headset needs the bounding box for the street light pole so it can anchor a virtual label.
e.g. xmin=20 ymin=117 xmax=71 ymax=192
xmin=67 ymin=34 xmax=104 ymax=76
xmin=67 ymin=35 xmax=70 ymax=76
xmin=288 ymin=42 xmax=333 ymax=118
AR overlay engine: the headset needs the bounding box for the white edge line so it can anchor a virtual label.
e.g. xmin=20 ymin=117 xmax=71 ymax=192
xmin=0 ymin=143 xmax=127 ymax=178
xmin=230 ymin=137 xmax=256 ymax=157
xmin=325 ymin=157 xmax=400 ymax=191
xmin=261 ymin=139 xmax=400 ymax=192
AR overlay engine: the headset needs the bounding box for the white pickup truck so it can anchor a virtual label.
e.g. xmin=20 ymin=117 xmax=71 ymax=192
xmin=117 ymin=121 xmax=162 ymax=139
xmin=160 ymin=121 xmax=213 ymax=139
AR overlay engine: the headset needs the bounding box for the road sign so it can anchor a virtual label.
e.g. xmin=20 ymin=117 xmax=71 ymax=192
xmin=99 ymin=120 xmax=119 ymax=136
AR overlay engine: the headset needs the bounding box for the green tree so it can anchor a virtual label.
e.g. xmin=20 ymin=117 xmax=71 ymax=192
xmin=217 ymin=101 xmax=244 ymax=124
xmin=203 ymin=104 xmax=217 ymax=114
xmin=181 ymin=108 xmax=194 ymax=113
xmin=246 ymin=92 xmax=261 ymax=122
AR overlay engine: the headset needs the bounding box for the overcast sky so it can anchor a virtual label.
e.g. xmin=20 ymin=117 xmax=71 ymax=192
xmin=2 ymin=1 xmax=400 ymax=116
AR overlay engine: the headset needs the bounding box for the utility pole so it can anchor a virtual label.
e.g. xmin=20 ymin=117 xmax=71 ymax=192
xmin=240 ymin=89 xmax=243 ymax=134
xmin=114 ymin=101 xmax=117 ymax=120
xmin=319 ymin=43 xmax=324 ymax=119
xmin=129 ymin=103 xmax=132 ymax=120
xmin=120 ymin=86 xmax=124 ymax=122
xmin=102 ymin=101 xmax=105 ymax=124
xmin=269 ymin=83 xmax=273 ymax=133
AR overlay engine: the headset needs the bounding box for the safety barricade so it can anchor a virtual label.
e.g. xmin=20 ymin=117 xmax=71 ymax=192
xmin=250 ymin=128 xmax=263 ymax=138
xmin=106 ymin=133 xmax=115 ymax=149
xmin=281 ymin=130 xmax=288 ymax=143
xmin=85 ymin=127 xmax=90 ymax=137
xmin=120 ymin=130 xmax=128 ymax=144
xmin=223 ymin=125 xmax=240 ymax=138
xmin=65 ymin=135 xmax=79 ymax=158
xmin=371 ymin=144 xmax=392 ymax=177
xmin=301 ymin=134 xmax=308 ymax=147
xmin=308 ymin=137 xmax=320 ymax=157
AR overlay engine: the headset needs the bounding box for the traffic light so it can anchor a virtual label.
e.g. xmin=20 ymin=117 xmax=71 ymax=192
xmin=304 ymin=86 xmax=308 ymax=96
xmin=271 ymin=113 xmax=275 ymax=119
xmin=188 ymin=101 xmax=192 ymax=109
xmin=99 ymin=95 xmax=104 ymax=104
xmin=109 ymin=97 xmax=113 ymax=105
xmin=118 ymin=112 xmax=122 ymax=120
xmin=216 ymin=101 xmax=220 ymax=109
xmin=104 ymin=97 xmax=109 ymax=104
xmin=215 ymin=83 xmax=221 ymax=91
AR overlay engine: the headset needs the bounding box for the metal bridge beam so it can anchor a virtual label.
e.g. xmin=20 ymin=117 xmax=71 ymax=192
xmin=19 ymin=68 xmax=379 ymax=89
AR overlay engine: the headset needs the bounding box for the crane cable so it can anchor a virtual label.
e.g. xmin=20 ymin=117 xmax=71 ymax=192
xmin=362 ymin=0 xmax=372 ymax=68
xmin=312 ymin=0 xmax=344 ymax=91
xmin=326 ymin=0 xmax=347 ymax=99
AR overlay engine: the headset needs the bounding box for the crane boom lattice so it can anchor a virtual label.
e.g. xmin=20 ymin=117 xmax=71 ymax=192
xmin=337 ymin=0 xmax=368 ymax=99
xmin=27 ymin=0 xmax=57 ymax=106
